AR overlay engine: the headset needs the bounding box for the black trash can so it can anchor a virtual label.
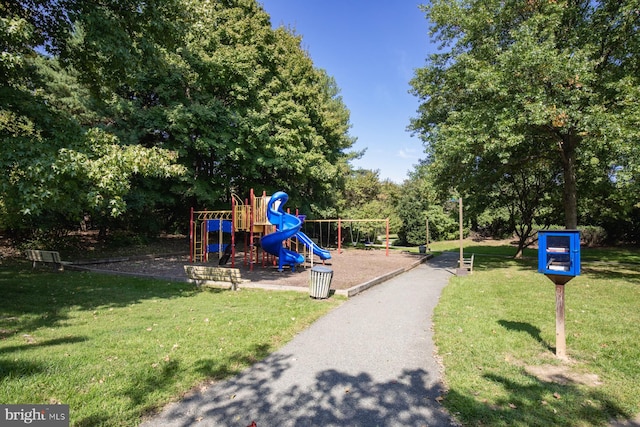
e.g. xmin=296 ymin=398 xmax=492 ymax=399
xmin=419 ymin=245 xmax=426 ymax=254
xmin=309 ymin=266 xmax=333 ymax=299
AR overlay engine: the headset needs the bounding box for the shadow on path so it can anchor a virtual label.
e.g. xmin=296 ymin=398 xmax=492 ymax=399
xmin=144 ymin=352 xmax=455 ymax=427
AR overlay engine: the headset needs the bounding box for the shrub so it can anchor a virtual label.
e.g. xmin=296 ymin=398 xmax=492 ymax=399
xmin=579 ymin=225 xmax=607 ymax=247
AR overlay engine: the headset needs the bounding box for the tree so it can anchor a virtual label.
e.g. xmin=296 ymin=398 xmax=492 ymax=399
xmin=410 ymin=0 xmax=640 ymax=231
xmin=340 ymin=169 xmax=401 ymax=239
xmin=397 ymin=164 xmax=460 ymax=245
xmin=496 ymin=162 xmax=558 ymax=257
xmin=1 ymin=0 xmax=356 ymax=240
xmin=70 ymin=0 xmax=355 ymax=215
xmin=0 ymin=1 xmax=185 ymax=239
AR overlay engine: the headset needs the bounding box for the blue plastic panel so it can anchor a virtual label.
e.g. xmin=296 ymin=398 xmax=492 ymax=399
xmin=206 ymin=219 xmax=232 ymax=233
xmin=538 ymin=230 xmax=581 ymax=276
xmin=207 ymin=243 xmax=228 ymax=253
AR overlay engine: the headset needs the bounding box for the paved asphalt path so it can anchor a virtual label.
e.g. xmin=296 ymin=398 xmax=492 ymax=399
xmin=140 ymin=252 xmax=460 ymax=427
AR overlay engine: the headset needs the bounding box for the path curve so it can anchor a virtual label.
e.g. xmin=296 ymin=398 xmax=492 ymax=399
xmin=140 ymin=252 xmax=460 ymax=427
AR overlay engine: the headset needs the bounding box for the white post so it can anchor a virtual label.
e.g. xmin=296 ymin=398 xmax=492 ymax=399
xmin=459 ymin=197 xmax=464 ymax=270
xmin=426 ymin=216 xmax=430 ymax=251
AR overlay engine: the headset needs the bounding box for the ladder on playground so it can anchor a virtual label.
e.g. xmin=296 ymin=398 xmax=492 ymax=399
xmin=194 ymin=227 xmax=204 ymax=262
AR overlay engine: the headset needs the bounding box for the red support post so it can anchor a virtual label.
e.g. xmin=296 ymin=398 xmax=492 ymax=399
xmin=231 ymin=195 xmax=236 ymax=268
xmin=249 ymin=189 xmax=255 ymax=271
xmin=203 ymin=219 xmax=208 ymax=262
xmin=189 ymin=207 xmax=194 ymax=263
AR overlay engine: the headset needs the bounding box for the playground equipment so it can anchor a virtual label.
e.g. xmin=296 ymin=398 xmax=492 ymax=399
xmin=190 ymin=189 xmax=272 ymax=268
xmin=189 ymin=189 xmax=389 ymax=273
xmin=189 ymin=209 xmax=233 ymax=263
xmin=261 ymin=191 xmax=331 ymax=272
xmin=189 ymin=189 xmax=331 ymax=271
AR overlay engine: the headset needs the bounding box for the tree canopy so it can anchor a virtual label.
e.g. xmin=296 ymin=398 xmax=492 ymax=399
xmin=410 ymin=0 xmax=640 ymax=238
xmin=1 ymin=0 xmax=356 ymax=240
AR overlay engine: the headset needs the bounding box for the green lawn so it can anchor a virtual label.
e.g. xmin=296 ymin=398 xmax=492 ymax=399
xmin=433 ymin=248 xmax=640 ymax=426
xmin=4 ymin=242 xmax=639 ymax=427
xmin=0 ymin=264 xmax=343 ymax=426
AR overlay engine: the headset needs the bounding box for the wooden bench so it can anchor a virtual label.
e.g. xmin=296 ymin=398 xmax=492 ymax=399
xmin=460 ymin=254 xmax=474 ymax=273
xmin=25 ymin=250 xmax=65 ymax=271
xmin=183 ymin=265 xmax=244 ymax=290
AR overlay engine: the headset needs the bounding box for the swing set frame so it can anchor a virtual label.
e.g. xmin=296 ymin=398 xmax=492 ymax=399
xmin=303 ymin=218 xmax=390 ymax=256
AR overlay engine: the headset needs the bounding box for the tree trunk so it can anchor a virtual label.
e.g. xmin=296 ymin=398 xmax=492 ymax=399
xmin=514 ymin=240 xmax=525 ymax=259
xmin=560 ymin=135 xmax=578 ymax=229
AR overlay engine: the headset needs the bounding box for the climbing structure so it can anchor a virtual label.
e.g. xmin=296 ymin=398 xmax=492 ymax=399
xmin=232 ymin=189 xmax=273 ymax=270
xmin=189 ymin=209 xmax=233 ymax=263
xmin=190 ymin=189 xmax=333 ymax=271
xmin=190 ymin=189 xmax=273 ymax=270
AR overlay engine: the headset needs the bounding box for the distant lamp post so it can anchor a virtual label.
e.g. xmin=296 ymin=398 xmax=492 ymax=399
xmin=458 ymin=197 xmax=467 ymax=272
xmin=426 ymin=215 xmax=430 ymax=252
xmin=451 ymin=196 xmax=465 ymax=276
xmin=419 ymin=215 xmax=430 ymax=255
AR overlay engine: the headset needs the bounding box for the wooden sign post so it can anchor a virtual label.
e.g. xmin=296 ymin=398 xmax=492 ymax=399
xmin=555 ymin=284 xmax=566 ymax=359
xmin=538 ymin=230 xmax=581 ymax=360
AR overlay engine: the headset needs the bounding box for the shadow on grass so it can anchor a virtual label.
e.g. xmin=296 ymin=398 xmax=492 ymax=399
xmin=455 ymin=251 xmax=640 ymax=287
xmin=451 ymin=244 xmax=640 ymax=283
xmin=0 ymin=359 xmax=44 ymax=380
xmin=124 ymin=359 xmax=181 ymax=406
xmin=450 ymin=252 xmax=537 ymax=274
xmin=128 ymin=344 xmax=278 ymax=423
xmin=580 ymin=265 xmax=640 ymax=285
xmin=462 ymin=244 xmax=537 ymax=259
xmin=445 ymin=371 xmax=631 ymax=427
xmin=73 ymin=414 xmax=111 ymax=427
xmin=498 ymin=320 xmax=553 ymax=352
xmin=0 ymin=337 xmax=87 ymax=379
xmin=0 ymin=336 xmax=88 ymax=356
xmin=195 ymin=343 xmax=272 ymax=381
xmin=0 ymin=266 xmax=200 ymax=336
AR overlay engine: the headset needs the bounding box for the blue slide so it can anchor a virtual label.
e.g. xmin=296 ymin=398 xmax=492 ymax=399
xmin=261 ymin=191 xmax=331 ymax=272
xmin=295 ymin=230 xmax=332 ymax=261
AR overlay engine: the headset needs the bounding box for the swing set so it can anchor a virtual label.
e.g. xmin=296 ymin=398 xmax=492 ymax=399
xmin=303 ymin=218 xmax=390 ymax=256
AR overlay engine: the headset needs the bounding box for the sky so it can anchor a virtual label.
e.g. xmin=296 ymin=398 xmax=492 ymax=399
xmin=259 ymin=0 xmax=437 ymax=183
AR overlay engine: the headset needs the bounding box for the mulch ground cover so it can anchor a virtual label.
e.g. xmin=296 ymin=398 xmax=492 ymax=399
xmin=76 ymin=248 xmax=426 ymax=291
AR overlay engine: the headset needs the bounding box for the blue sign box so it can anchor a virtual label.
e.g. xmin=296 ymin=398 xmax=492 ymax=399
xmin=538 ymin=230 xmax=581 ymax=277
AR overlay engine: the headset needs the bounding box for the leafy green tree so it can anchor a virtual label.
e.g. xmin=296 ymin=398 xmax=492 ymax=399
xmin=343 ymin=169 xmax=383 ymax=209
xmin=397 ymin=164 xmax=460 ymax=245
xmin=339 ymin=169 xmax=401 ymax=241
xmin=2 ymin=0 xmax=356 ymax=242
xmin=497 ymin=162 xmax=558 ymax=257
xmin=71 ymin=0 xmax=355 ymax=216
xmin=0 ymin=1 xmax=185 ymax=240
xmin=411 ymin=0 xmax=640 ymax=231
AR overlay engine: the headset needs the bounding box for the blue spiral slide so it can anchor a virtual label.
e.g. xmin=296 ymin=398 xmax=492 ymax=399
xmin=261 ymin=191 xmax=331 ymax=272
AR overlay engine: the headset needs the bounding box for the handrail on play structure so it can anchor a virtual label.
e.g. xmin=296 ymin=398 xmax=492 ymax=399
xmin=231 ymin=190 xmax=270 ymax=232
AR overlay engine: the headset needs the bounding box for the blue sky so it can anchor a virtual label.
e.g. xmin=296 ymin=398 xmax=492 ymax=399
xmin=259 ymin=0 xmax=437 ymax=183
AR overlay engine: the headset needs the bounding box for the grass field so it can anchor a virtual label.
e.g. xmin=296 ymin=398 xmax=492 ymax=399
xmin=3 ymin=239 xmax=639 ymax=427
xmin=431 ymin=242 xmax=640 ymax=426
xmin=0 ymin=264 xmax=343 ymax=426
